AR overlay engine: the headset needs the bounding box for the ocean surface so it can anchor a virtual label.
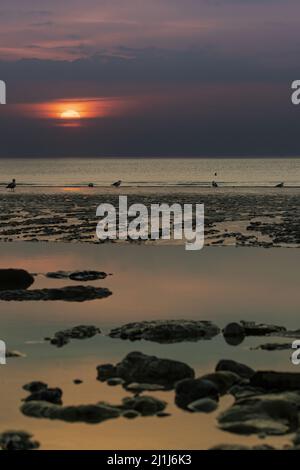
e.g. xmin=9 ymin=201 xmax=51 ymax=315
xmin=0 ymin=158 xmax=299 ymax=188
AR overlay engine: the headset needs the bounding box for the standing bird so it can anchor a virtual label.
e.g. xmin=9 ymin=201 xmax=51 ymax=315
xmin=6 ymin=178 xmax=16 ymax=191
xmin=112 ymin=180 xmax=122 ymax=188
xmin=275 ymin=182 xmax=284 ymax=188
xmin=212 ymin=180 xmax=218 ymax=188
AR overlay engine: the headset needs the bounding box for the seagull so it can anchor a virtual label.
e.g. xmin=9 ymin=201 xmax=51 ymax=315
xmin=275 ymin=182 xmax=284 ymax=188
xmin=6 ymin=178 xmax=16 ymax=191
xmin=112 ymin=180 xmax=122 ymax=188
xmin=212 ymin=180 xmax=218 ymax=188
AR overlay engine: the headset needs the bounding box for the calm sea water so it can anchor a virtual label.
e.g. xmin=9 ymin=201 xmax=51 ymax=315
xmin=0 ymin=158 xmax=299 ymax=187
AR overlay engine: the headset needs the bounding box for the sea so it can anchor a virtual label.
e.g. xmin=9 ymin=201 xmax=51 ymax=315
xmin=0 ymin=157 xmax=299 ymax=188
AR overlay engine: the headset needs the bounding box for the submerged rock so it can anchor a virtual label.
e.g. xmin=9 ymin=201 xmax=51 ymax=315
xmin=109 ymin=320 xmax=220 ymax=343
xmin=21 ymin=401 xmax=121 ymax=424
xmin=223 ymin=321 xmax=286 ymax=339
xmin=0 ymin=285 xmax=112 ymax=301
xmin=97 ymin=351 xmax=195 ymax=388
xmin=175 ymin=378 xmax=219 ymax=410
xmin=215 ymin=359 xmax=255 ymax=379
xmin=218 ymin=392 xmax=300 ymax=436
xmin=253 ymin=343 xmax=291 ymax=351
xmin=0 ymin=430 xmax=39 ymax=450
xmin=250 ymin=371 xmax=300 ymax=391
xmin=46 ymin=325 xmax=101 ymax=347
xmin=120 ymin=396 xmax=167 ymax=416
xmin=0 ymin=269 xmax=34 ymax=290
xmin=46 ymin=270 xmax=108 ymax=281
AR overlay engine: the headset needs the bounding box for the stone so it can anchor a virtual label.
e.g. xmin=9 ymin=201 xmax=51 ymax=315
xmin=97 ymin=351 xmax=195 ymax=389
xmin=24 ymin=386 xmax=63 ymax=405
xmin=46 ymin=270 xmax=108 ymax=281
xmin=215 ymin=359 xmax=255 ymax=379
xmin=0 ymin=269 xmax=34 ymax=290
xmin=200 ymin=371 xmax=240 ymax=395
xmin=187 ymin=398 xmax=218 ymax=413
xmin=175 ymin=378 xmax=219 ymax=410
xmin=0 ymin=430 xmax=39 ymax=450
xmin=107 ymin=378 xmax=125 ymax=386
xmin=109 ymin=320 xmax=220 ymax=343
xmin=218 ymin=392 xmax=300 ymax=436
xmin=48 ymin=325 xmax=101 ymax=347
xmin=21 ymin=401 xmax=121 ymax=424
xmin=0 ymin=285 xmax=112 ymax=301
xmin=250 ymin=371 xmax=300 ymax=391
xmin=122 ymin=410 xmax=140 ymax=419
xmin=121 ymin=396 xmax=167 ymax=416
xmin=125 ymin=383 xmax=165 ymax=393
xmin=23 ymin=381 xmax=48 ymax=393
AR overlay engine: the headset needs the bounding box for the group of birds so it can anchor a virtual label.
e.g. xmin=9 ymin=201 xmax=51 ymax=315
xmin=4 ymin=177 xmax=286 ymax=191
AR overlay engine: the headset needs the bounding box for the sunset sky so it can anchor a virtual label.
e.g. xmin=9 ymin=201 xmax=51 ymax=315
xmin=0 ymin=0 xmax=300 ymax=157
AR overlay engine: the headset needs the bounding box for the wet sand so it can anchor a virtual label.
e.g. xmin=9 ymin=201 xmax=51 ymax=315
xmin=0 ymin=186 xmax=299 ymax=246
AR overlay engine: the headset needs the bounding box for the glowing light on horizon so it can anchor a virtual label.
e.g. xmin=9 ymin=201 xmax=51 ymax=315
xmin=60 ymin=109 xmax=81 ymax=119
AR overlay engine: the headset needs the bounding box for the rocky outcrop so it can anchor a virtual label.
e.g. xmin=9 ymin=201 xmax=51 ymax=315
xmin=0 ymin=269 xmax=34 ymax=290
xmin=97 ymin=351 xmax=195 ymax=388
xmin=46 ymin=325 xmax=101 ymax=347
xmin=109 ymin=320 xmax=220 ymax=343
xmin=0 ymin=285 xmax=112 ymax=301
xmin=250 ymin=371 xmax=300 ymax=391
xmin=23 ymin=383 xmax=63 ymax=405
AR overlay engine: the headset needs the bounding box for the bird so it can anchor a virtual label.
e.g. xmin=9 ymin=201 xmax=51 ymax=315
xmin=6 ymin=178 xmax=16 ymax=191
xmin=112 ymin=180 xmax=122 ymax=188
xmin=212 ymin=180 xmax=218 ymax=188
xmin=275 ymin=182 xmax=284 ymax=188
xmin=214 ymin=172 xmax=217 ymax=176
xmin=88 ymin=183 xmax=94 ymax=188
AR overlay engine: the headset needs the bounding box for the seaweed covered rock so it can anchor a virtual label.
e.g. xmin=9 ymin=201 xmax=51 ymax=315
xmin=215 ymin=360 xmax=255 ymax=379
xmin=97 ymin=351 xmax=195 ymax=388
xmin=109 ymin=320 xmax=220 ymax=343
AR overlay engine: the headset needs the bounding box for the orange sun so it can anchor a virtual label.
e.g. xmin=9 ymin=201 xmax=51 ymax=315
xmin=60 ymin=109 xmax=81 ymax=119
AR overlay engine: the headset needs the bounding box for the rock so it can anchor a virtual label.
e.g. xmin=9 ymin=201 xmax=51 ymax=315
xmin=121 ymin=396 xmax=167 ymax=416
xmin=187 ymin=398 xmax=218 ymax=413
xmin=0 ymin=285 xmax=112 ymax=301
xmin=23 ymin=381 xmax=48 ymax=393
xmin=21 ymin=401 xmax=121 ymax=424
xmin=0 ymin=269 xmax=34 ymax=290
xmin=240 ymin=321 xmax=286 ymax=336
xmin=156 ymin=412 xmax=171 ymax=418
xmin=125 ymin=383 xmax=166 ymax=393
xmin=215 ymin=359 xmax=255 ymax=379
xmin=200 ymin=372 xmax=240 ymax=395
xmin=223 ymin=323 xmax=245 ymax=339
xmin=97 ymin=351 xmax=195 ymax=389
xmin=0 ymin=431 xmax=39 ymax=450
xmin=24 ymin=386 xmax=63 ymax=405
xmin=253 ymin=343 xmax=291 ymax=351
xmin=69 ymin=271 xmax=108 ymax=281
xmin=109 ymin=320 xmax=220 ymax=343
xmin=107 ymin=378 xmax=125 ymax=386
xmin=218 ymin=392 xmax=300 ymax=435
xmin=209 ymin=444 xmax=275 ymax=450
xmin=175 ymin=378 xmax=219 ymax=410
xmin=250 ymin=371 xmax=300 ymax=391
xmin=48 ymin=325 xmax=101 ymax=347
xmin=46 ymin=270 xmax=108 ymax=281
xmin=73 ymin=379 xmax=83 ymax=385
xmin=122 ymin=410 xmax=140 ymax=419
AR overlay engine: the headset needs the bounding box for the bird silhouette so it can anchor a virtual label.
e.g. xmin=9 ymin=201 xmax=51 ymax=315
xmin=212 ymin=180 xmax=218 ymax=188
xmin=6 ymin=179 xmax=16 ymax=191
xmin=275 ymin=182 xmax=284 ymax=188
xmin=112 ymin=180 xmax=122 ymax=188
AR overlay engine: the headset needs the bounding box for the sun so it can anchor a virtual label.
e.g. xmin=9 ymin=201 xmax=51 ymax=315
xmin=60 ymin=109 xmax=81 ymax=119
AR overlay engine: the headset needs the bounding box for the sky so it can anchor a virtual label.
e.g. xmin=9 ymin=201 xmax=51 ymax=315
xmin=0 ymin=0 xmax=300 ymax=157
